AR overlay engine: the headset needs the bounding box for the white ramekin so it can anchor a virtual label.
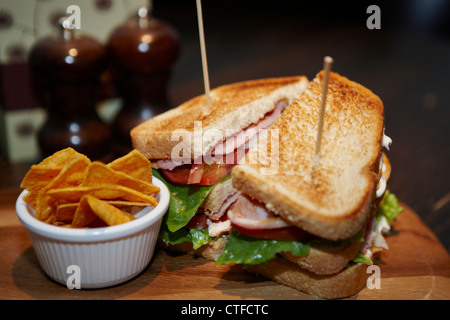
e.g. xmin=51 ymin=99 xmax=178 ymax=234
xmin=16 ymin=176 xmax=169 ymax=289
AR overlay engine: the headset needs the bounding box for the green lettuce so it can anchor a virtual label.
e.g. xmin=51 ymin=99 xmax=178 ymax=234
xmin=154 ymin=168 xmax=230 ymax=249
xmin=350 ymin=190 xmax=403 ymax=265
xmin=216 ymin=229 xmax=310 ymax=265
xmin=153 ymin=169 xmax=215 ymax=232
xmin=376 ymin=190 xmax=403 ymax=224
xmin=159 ymin=226 xmax=216 ymax=250
xmin=352 ymin=253 xmax=373 ymax=265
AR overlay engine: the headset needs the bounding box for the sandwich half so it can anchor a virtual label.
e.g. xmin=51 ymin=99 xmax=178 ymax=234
xmin=216 ymin=71 xmax=402 ymax=298
xmin=131 ymin=76 xmax=309 ymax=257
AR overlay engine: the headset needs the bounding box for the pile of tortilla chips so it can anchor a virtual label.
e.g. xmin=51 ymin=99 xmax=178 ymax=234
xmin=20 ymin=148 xmax=159 ymax=228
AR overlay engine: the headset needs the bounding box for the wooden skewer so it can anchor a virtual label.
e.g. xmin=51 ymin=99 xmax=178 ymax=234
xmin=196 ymin=0 xmax=211 ymax=108
xmin=313 ymin=56 xmax=334 ymax=171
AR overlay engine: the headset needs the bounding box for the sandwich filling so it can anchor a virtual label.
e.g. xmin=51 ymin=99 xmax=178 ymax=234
xmin=156 ymin=99 xmax=291 ymax=250
xmin=155 ymin=99 xmax=288 ymax=186
xmin=157 ymin=121 xmax=402 ymax=269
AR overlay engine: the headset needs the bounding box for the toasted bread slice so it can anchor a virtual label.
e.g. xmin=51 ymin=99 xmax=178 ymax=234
xmin=131 ymin=76 xmax=309 ymax=160
xmin=245 ymin=256 xmax=370 ymax=299
xmin=232 ymin=71 xmax=384 ymax=241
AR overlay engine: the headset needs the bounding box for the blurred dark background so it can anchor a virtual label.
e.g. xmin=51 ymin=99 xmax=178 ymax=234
xmin=0 ymin=0 xmax=449 ymax=252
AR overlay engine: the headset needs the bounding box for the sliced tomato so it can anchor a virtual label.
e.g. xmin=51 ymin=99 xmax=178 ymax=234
xmin=161 ymin=165 xmax=191 ymax=184
xmin=160 ymin=145 xmax=248 ymax=186
xmin=200 ymin=162 xmax=234 ymax=185
xmin=161 ymin=162 xmax=234 ymax=186
xmin=231 ymin=224 xmax=312 ymax=242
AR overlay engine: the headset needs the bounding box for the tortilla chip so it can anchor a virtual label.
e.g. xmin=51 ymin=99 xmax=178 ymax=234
xmin=82 ymin=161 xmax=159 ymax=196
xmin=47 ymin=185 xmax=158 ymax=206
xmin=107 ymin=149 xmax=153 ymax=183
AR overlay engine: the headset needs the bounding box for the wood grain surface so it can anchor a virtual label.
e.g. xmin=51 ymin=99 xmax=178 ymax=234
xmin=1 ymin=200 xmax=449 ymax=300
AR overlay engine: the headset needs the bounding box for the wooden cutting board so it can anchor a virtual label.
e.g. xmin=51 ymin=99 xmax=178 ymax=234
xmin=1 ymin=201 xmax=449 ymax=300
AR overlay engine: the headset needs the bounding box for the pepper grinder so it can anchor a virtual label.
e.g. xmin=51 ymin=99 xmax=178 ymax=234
xmin=29 ymin=18 xmax=112 ymax=160
xmin=107 ymin=6 xmax=180 ymax=154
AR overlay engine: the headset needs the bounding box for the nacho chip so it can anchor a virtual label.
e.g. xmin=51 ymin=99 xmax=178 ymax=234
xmin=22 ymin=166 xmax=62 ymax=207
xmin=20 ymin=147 xmax=159 ymax=228
xmin=56 ymin=200 xmax=148 ymax=224
xmin=23 ymin=148 xmax=90 ymax=209
xmin=36 ymin=147 xmax=84 ymax=168
xmin=82 ymin=161 xmax=159 ymax=196
xmin=56 ymin=203 xmax=78 ymax=223
xmin=21 ymin=166 xmax=62 ymax=191
xmin=34 ymin=152 xmax=91 ymax=221
xmin=71 ymin=195 xmax=98 ymax=228
xmin=35 ymin=189 xmax=58 ymax=223
xmin=107 ymin=149 xmax=152 ymax=183
xmin=105 ymin=201 xmax=150 ymax=208
xmin=47 ymin=185 xmax=158 ymax=206
xmin=84 ymin=195 xmax=135 ymax=226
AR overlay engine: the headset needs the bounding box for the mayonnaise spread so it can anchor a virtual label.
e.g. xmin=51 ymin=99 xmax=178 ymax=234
xmin=376 ymin=129 xmax=392 ymax=198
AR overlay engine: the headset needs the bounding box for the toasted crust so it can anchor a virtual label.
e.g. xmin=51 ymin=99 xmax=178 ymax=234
xmin=244 ymin=257 xmax=369 ymax=299
xmin=131 ymin=76 xmax=308 ymax=160
xmin=283 ymin=240 xmax=362 ymax=275
xmin=232 ymin=71 xmax=385 ymax=241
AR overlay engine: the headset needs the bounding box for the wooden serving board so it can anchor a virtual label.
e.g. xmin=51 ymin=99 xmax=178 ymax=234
xmin=0 ymin=200 xmax=449 ymax=300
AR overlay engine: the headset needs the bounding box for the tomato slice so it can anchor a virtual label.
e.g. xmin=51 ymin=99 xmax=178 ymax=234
xmin=200 ymin=162 xmax=234 ymax=185
xmin=160 ymin=146 xmax=248 ymax=186
xmin=160 ymin=165 xmax=192 ymax=184
xmin=231 ymin=224 xmax=312 ymax=242
xmin=161 ymin=162 xmax=234 ymax=186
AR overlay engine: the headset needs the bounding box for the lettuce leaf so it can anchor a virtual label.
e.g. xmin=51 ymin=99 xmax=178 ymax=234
xmin=159 ymin=225 xmax=215 ymax=250
xmin=350 ymin=191 xmax=403 ymax=266
xmin=216 ymin=229 xmax=310 ymax=265
xmin=152 ymin=169 xmax=215 ymax=232
xmin=376 ymin=190 xmax=403 ymax=225
xmin=352 ymin=253 xmax=373 ymax=265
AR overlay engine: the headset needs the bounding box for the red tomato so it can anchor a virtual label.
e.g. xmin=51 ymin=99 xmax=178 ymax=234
xmin=160 ymin=146 xmax=248 ymax=186
xmin=200 ymin=162 xmax=234 ymax=185
xmin=160 ymin=165 xmax=191 ymax=184
xmin=231 ymin=224 xmax=312 ymax=242
xmin=161 ymin=162 xmax=234 ymax=186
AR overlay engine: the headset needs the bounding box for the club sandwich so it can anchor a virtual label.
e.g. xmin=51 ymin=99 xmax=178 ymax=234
xmin=131 ymin=72 xmax=402 ymax=299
